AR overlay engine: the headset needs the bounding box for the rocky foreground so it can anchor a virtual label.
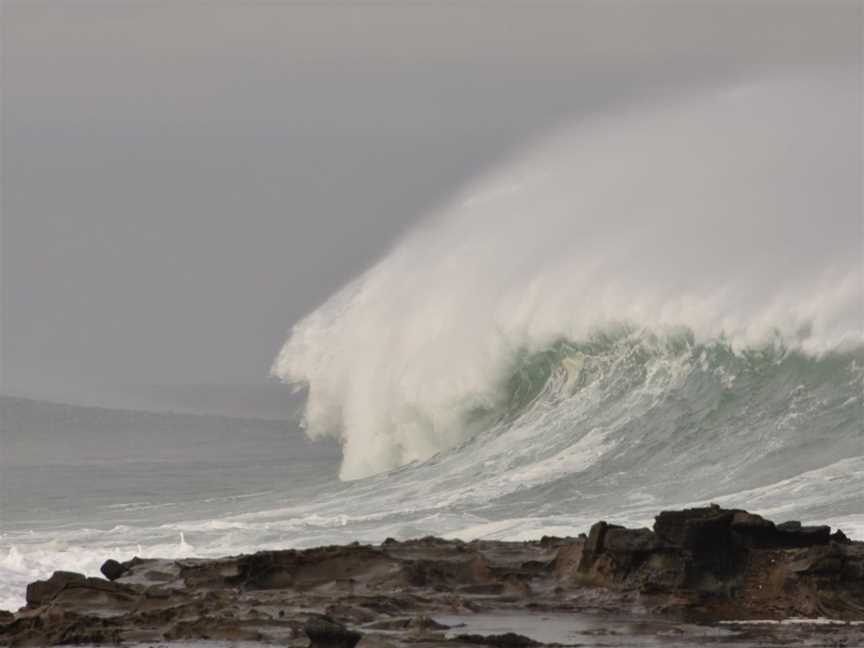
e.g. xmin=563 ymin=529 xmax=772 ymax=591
xmin=1 ymin=506 xmax=863 ymax=646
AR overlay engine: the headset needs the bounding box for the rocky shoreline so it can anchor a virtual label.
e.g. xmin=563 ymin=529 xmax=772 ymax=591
xmin=1 ymin=506 xmax=862 ymax=646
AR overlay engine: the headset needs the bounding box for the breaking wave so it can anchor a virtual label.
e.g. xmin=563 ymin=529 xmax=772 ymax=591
xmin=273 ymin=69 xmax=863 ymax=481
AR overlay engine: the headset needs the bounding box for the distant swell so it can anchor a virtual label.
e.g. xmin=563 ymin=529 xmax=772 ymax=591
xmin=272 ymin=69 xmax=862 ymax=481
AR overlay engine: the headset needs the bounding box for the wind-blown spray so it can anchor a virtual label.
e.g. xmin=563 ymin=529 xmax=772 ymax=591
xmin=273 ymin=70 xmax=862 ymax=481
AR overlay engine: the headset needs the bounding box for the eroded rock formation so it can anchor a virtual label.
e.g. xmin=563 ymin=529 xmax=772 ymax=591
xmin=1 ymin=507 xmax=861 ymax=646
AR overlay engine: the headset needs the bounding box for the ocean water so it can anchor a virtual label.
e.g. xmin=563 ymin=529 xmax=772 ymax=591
xmin=2 ymin=337 xmax=863 ymax=612
xmin=3 ymin=69 xmax=863 ymax=613
xmin=0 ymin=397 xmax=344 ymax=611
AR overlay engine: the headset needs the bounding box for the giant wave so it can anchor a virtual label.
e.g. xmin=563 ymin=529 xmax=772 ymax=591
xmin=272 ymin=69 xmax=863 ymax=491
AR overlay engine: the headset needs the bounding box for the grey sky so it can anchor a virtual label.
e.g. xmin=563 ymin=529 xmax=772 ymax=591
xmin=1 ymin=1 xmax=860 ymax=416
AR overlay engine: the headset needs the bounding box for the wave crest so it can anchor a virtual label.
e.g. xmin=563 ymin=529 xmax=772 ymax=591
xmin=273 ymin=70 xmax=862 ymax=480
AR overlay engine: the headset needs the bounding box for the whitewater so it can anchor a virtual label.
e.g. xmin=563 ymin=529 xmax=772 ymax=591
xmin=2 ymin=69 xmax=862 ymax=612
xmin=273 ymin=69 xmax=862 ymax=479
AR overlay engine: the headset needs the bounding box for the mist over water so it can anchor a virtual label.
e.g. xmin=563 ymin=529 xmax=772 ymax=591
xmin=273 ymin=70 xmax=862 ymax=480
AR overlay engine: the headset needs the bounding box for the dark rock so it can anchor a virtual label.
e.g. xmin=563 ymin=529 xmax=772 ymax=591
xmin=730 ymin=510 xmax=774 ymax=532
xmin=682 ymin=510 xmax=738 ymax=575
xmin=779 ymin=524 xmax=831 ymax=547
xmin=519 ymin=560 xmax=547 ymax=570
xmin=831 ymin=529 xmax=852 ymax=544
xmin=26 ymin=571 xmax=86 ymax=607
xmin=730 ymin=511 xmax=782 ymax=548
xmin=654 ymin=505 xmax=728 ymax=546
xmin=455 ymin=632 xmax=539 ymax=646
xmin=603 ymin=526 xmax=657 ymax=554
xmin=0 ymin=611 xmax=12 ymax=625
xmin=304 ymin=615 xmax=362 ymax=648
xmin=577 ymin=521 xmax=608 ymax=571
xmin=731 ymin=514 xmax=831 ymax=549
xmin=1 ymin=506 xmax=862 ymax=647
xmin=100 ymin=559 xmax=127 ymax=581
xmin=653 ymin=507 xmax=740 ymax=577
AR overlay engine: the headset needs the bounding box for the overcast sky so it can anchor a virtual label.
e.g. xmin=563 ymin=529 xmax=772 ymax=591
xmin=1 ymin=1 xmax=860 ymax=416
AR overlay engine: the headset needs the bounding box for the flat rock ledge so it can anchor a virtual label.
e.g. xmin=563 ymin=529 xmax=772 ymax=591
xmin=1 ymin=506 xmax=862 ymax=646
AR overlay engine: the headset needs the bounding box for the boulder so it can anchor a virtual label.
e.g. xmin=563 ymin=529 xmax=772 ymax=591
xmin=100 ymin=559 xmax=127 ymax=581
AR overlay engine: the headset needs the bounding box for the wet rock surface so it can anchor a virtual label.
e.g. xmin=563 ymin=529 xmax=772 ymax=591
xmin=1 ymin=507 xmax=862 ymax=646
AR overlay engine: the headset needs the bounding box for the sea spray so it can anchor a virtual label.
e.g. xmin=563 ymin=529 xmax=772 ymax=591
xmin=273 ymin=70 xmax=862 ymax=480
